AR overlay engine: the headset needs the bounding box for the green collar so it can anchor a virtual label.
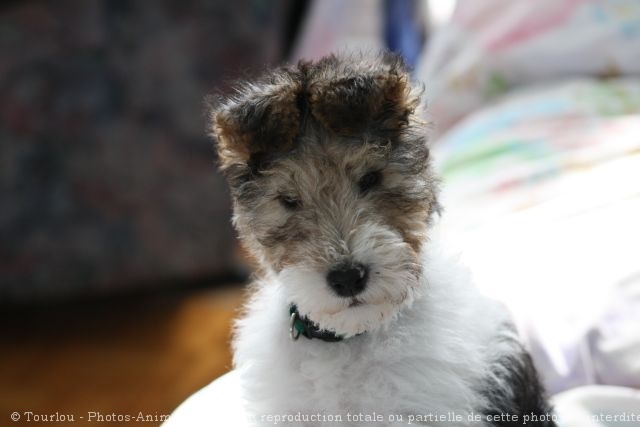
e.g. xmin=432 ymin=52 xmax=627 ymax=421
xmin=289 ymin=305 xmax=344 ymax=342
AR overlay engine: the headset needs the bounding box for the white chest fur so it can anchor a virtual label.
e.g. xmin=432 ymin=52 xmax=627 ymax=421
xmin=233 ymin=245 xmax=517 ymax=427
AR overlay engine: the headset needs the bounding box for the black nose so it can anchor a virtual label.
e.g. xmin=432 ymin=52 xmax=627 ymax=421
xmin=327 ymin=263 xmax=368 ymax=297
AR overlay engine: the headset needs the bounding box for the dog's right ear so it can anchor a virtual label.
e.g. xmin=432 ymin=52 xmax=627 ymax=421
xmin=209 ymin=74 xmax=302 ymax=174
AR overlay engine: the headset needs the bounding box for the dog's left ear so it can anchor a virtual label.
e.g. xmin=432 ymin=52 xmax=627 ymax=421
xmin=210 ymin=74 xmax=301 ymax=172
xmin=308 ymin=56 xmax=419 ymax=136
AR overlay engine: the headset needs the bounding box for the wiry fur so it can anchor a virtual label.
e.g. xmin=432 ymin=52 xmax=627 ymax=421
xmin=209 ymin=52 xmax=555 ymax=426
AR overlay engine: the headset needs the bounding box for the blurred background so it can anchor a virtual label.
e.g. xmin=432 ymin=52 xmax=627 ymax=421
xmin=1 ymin=0 xmax=639 ymax=425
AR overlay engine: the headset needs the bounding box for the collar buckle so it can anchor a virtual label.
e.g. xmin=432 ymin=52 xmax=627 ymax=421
xmin=289 ymin=310 xmax=301 ymax=341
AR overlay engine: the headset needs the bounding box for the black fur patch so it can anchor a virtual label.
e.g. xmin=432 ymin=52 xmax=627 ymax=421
xmin=482 ymin=343 xmax=557 ymax=426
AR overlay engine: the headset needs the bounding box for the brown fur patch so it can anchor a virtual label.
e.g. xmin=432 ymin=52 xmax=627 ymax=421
xmin=306 ymin=55 xmax=418 ymax=137
xmin=212 ymin=73 xmax=302 ymax=170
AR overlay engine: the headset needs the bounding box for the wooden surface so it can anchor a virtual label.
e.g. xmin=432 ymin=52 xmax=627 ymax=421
xmin=0 ymin=287 xmax=245 ymax=426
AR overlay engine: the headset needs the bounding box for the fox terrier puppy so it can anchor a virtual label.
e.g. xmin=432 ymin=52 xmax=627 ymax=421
xmin=210 ymin=52 xmax=556 ymax=426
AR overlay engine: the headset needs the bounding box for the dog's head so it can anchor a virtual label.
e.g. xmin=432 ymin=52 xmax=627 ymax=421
xmin=210 ymin=53 xmax=439 ymax=337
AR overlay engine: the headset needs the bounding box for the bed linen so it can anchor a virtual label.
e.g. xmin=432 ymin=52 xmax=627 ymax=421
xmin=432 ymin=78 xmax=640 ymax=395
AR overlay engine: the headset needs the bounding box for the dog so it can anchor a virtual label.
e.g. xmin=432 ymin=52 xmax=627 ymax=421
xmin=210 ymin=52 xmax=556 ymax=426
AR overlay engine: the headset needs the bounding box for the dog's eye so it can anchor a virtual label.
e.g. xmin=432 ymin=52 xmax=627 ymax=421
xmin=278 ymin=195 xmax=302 ymax=210
xmin=358 ymin=171 xmax=382 ymax=194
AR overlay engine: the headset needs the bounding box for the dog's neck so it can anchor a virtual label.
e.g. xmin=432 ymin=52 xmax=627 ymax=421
xmin=288 ymin=305 xmax=344 ymax=342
